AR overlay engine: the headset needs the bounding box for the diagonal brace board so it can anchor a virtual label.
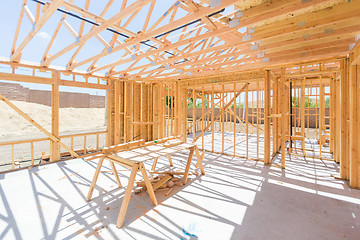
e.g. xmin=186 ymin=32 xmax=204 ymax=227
xmin=186 ymin=90 xmax=228 ymax=131
xmin=194 ymin=83 xmax=248 ymax=142
xmin=226 ymin=107 xmax=264 ymax=132
xmin=0 ymin=93 xmax=79 ymax=158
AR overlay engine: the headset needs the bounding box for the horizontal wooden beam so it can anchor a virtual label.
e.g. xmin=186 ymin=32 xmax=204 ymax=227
xmin=0 ymin=72 xmax=108 ymax=90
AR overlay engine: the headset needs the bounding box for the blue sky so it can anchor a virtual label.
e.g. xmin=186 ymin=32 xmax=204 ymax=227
xmin=0 ymin=1 xmax=239 ymax=95
xmin=0 ymin=0 xmax=184 ymax=95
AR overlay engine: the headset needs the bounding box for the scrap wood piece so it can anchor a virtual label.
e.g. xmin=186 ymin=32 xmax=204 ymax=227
xmin=163 ymin=139 xmax=183 ymax=147
xmin=175 ymin=181 xmax=183 ymax=187
xmin=171 ymin=177 xmax=179 ymax=182
xmin=167 ymin=180 xmax=174 ymax=188
xmin=151 ymin=174 xmax=172 ymax=191
xmin=155 ymin=188 xmax=169 ymax=192
xmin=165 ymin=188 xmax=173 ymax=196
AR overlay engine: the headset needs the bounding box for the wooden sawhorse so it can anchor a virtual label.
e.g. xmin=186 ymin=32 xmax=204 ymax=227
xmin=86 ymin=139 xmax=205 ymax=228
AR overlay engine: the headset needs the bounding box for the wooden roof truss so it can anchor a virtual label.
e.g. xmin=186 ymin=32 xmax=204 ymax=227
xmin=9 ymin=0 xmax=360 ymax=81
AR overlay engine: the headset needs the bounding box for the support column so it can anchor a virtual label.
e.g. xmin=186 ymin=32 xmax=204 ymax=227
xmin=330 ymin=76 xmax=335 ymax=154
xmin=264 ymin=70 xmax=271 ymax=164
xmin=335 ymin=76 xmax=341 ymax=164
xmin=280 ymin=68 xmax=286 ymax=168
xmin=340 ymin=59 xmax=349 ymax=179
xmin=301 ymin=78 xmax=305 ymax=152
xmin=349 ymin=59 xmax=358 ymax=187
xmin=106 ymin=80 xmax=114 ymax=147
xmin=50 ymin=71 xmax=60 ymax=162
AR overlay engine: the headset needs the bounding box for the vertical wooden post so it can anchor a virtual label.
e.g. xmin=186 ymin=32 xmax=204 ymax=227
xmin=124 ymin=82 xmax=128 ymax=142
xmin=335 ymin=75 xmax=341 ymax=164
xmin=131 ymin=82 xmax=135 ymax=140
xmin=340 ymin=59 xmax=349 ymax=179
xmin=175 ymin=82 xmax=180 ymax=136
xmin=357 ymin=64 xmax=360 ymax=187
xmin=264 ymin=70 xmax=271 ymax=164
xmin=11 ymin=145 xmax=14 ymax=169
xmin=211 ymin=86 xmax=215 ymax=152
xmin=140 ymin=82 xmax=143 ymax=140
xmin=106 ymin=80 xmax=113 ymax=146
xmin=330 ymin=77 xmax=334 ymax=154
xmin=319 ymin=76 xmax=324 ymax=158
xmin=192 ymin=88 xmax=196 ymax=142
xmin=234 ymin=83 xmax=236 ymax=156
xmin=222 ymin=85 xmax=225 ymax=153
xmin=182 ymin=88 xmax=187 ymax=142
xmin=50 ymin=71 xmax=60 ymax=162
xmin=280 ymin=68 xmax=286 ymax=168
xmin=349 ymin=61 xmax=358 ymax=187
xmin=301 ymin=78 xmax=306 ymax=153
xmin=114 ymin=80 xmax=120 ymax=144
xmin=246 ymin=83 xmax=249 ymax=159
xmin=83 ymin=136 xmax=87 ymax=154
xmin=272 ymin=77 xmax=278 ymax=153
xmin=256 ymin=79 xmax=260 ymax=159
xmin=31 ymin=142 xmax=34 ymax=166
xmin=201 ymin=87 xmax=205 ymax=149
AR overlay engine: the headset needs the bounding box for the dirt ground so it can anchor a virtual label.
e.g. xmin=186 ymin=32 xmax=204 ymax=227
xmin=0 ymin=101 xmax=106 ymax=171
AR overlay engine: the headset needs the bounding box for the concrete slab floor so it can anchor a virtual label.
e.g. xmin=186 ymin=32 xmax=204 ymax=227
xmin=0 ymin=151 xmax=359 ymax=240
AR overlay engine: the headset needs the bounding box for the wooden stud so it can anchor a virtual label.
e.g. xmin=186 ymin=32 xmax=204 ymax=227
xmin=281 ymin=68 xmax=286 ymax=168
xmin=349 ymin=62 xmax=358 ymax=187
xmin=340 ymin=59 xmax=349 ymax=179
xmin=264 ymin=70 xmax=271 ymax=164
xmin=51 ymin=71 xmax=60 ymax=162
